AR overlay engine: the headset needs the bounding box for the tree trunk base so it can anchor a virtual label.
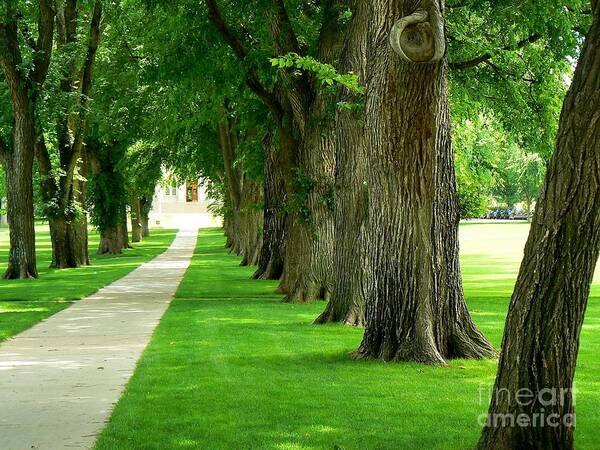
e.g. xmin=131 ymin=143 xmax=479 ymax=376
xmin=354 ymin=324 xmax=496 ymax=365
xmin=252 ymin=258 xmax=284 ymax=280
xmin=280 ymin=281 xmax=331 ymax=304
xmin=3 ymin=263 xmax=38 ymax=280
xmin=314 ymin=307 xmax=364 ymax=327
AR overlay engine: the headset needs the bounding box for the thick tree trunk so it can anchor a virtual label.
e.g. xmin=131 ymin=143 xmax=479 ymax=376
xmin=118 ymin=207 xmax=131 ymax=250
xmin=478 ymin=6 xmax=600 ymax=449
xmin=98 ymin=225 xmax=122 ymax=255
xmin=49 ymin=218 xmax=89 ymax=268
xmin=130 ymin=198 xmax=142 ymax=243
xmin=3 ymin=153 xmax=37 ymax=279
xmin=218 ymin=118 xmax=263 ymax=266
xmin=278 ymin=117 xmax=335 ymax=303
xmin=237 ymin=181 xmax=263 ymax=267
xmin=0 ymin=0 xmax=54 ymax=278
xmin=3 ymin=108 xmax=38 ymax=279
xmin=46 ymin=150 xmax=90 ymax=268
xmin=316 ymin=0 xmax=368 ymax=325
xmin=254 ymin=133 xmax=286 ymax=280
xmin=140 ymin=197 xmax=151 ymax=237
xmin=72 ymin=152 xmax=90 ymax=266
xmin=90 ymin=143 xmax=128 ymax=256
xmin=223 ymin=214 xmax=235 ymax=250
xmin=277 ymin=17 xmax=342 ymax=303
xmin=355 ymin=0 xmax=494 ymax=363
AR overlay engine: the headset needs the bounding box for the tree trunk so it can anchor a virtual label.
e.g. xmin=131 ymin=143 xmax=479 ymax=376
xmin=130 ymin=198 xmax=142 ymax=243
xmin=140 ymin=197 xmax=151 ymax=237
xmin=89 ymin=142 xmax=129 ymax=256
xmin=478 ymin=5 xmax=600 ymax=449
xmin=218 ymin=117 xmax=263 ymax=266
xmin=46 ymin=149 xmax=90 ymax=268
xmin=0 ymin=0 xmax=54 ymax=279
xmin=277 ymin=15 xmax=342 ymax=303
xmin=118 ymin=206 xmax=131 ymax=250
xmin=278 ymin=117 xmax=335 ymax=303
xmin=355 ymin=0 xmax=494 ymax=363
xmin=48 ymin=217 xmax=89 ymax=268
xmin=316 ymin=0 xmax=368 ymax=325
xmin=98 ymin=225 xmax=122 ymax=255
xmin=72 ymin=151 xmax=90 ymax=266
xmin=223 ymin=214 xmax=235 ymax=249
xmin=253 ymin=133 xmax=286 ymax=280
xmin=3 ymin=107 xmax=38 ymax=279
xmin=238 ymin=180 xmax=263 ymax=267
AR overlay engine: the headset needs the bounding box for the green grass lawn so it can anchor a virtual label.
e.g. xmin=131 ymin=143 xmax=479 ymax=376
xmin=0 ymin=225 xmax=177 ymax=342
xmin=95 ymin=224 xmax=600 ymax=450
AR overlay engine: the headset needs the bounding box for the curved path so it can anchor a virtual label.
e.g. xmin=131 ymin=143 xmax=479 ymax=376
xmin=0 ymin=229 xmax=198 ymax=450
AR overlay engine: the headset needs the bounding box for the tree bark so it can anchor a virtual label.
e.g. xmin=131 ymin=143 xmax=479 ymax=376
xmin=218 ymin=118 xmax=264 ymax=266
xmin=130 ymin=198 xmax=142 ymax=243
xmin=238 ymin=180 xmax=263 ymax=267
xmin=277 ymin=5 xmax=343 ymax=303
xmin=98 ymin=225 xmax=122 ymax=255
xmin=355 ymin=0 xmax=494 ymax=364
xmin=118 ymin=206 xmax=131 ymax=251
xmin=478 ymin=4 xmax=600 ymax=448
xmin=43 ymin=144 xmax=90 ymax=268
xmin=316 ymin=0 xmax=368 ymax=325
xmin=3 ymin=123 xmax=38 ymax=279
xmin=0 ymin=0 xmax=55 ymax=278
xmin=140 ymin=197 xmax=151 ymax=237
xmin=253 ymin=133 xmax=286 ymax=280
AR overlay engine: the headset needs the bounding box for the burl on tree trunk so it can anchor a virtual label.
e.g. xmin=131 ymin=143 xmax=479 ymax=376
xmin=478 ymin=3 xmax=600 ymax=449
xmin=355 ymin=0 xmax=494 ymax=363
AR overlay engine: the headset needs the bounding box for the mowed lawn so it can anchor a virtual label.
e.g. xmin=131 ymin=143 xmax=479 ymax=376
xmin=0 ymin=225 xmax=177 ymax=342
xmin=95 ymin=224 xmax=600 ymax=450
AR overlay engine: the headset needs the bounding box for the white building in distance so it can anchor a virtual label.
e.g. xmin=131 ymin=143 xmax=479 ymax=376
xmin=149 ymin=180 xmax=221 ymax=230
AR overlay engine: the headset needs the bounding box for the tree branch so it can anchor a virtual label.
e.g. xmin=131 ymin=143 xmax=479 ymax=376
xmin=0 ymin=4 xmax=26 ymax=99
xmin=30 ymin=0 xmax=56 ymax=85
xmin=449 ymin=33 xmax=542 ymax=70
xmin=268 ymin=0 xmax=302 ymax=55
xmin=206 ymin=0 xmax=250 ymax=60
xmin=64 ymin=1 xmax=103 ymax=201
xmin=206 ymin=0 xmax=284 ymax=123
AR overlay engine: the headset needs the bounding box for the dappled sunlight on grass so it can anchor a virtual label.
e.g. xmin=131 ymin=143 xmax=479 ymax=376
xmin=94 ymin=225 xmax=600 ymax=449
xmin=0 ymin=226 xmax=177 ymax=341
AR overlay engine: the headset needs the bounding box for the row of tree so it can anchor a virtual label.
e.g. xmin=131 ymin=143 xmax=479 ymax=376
xmin=0 ymin=1 xmax=166 ymax=277
xmin=193 ymin=1 xmax=598 ymax=448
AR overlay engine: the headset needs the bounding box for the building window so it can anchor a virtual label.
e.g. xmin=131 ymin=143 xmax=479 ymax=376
xmin=186 ymin=181 xmax=198 ymax=202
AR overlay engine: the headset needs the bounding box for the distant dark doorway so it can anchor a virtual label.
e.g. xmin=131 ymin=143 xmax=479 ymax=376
xmin=186 ymin=181 xmax=198 ymax=202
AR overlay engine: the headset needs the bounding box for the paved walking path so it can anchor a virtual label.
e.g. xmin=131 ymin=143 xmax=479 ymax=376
xmin=0 ymin=229 xmax=198 ymax=450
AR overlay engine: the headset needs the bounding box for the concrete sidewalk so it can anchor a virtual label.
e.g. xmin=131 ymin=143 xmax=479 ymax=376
xmin=0 ymin=229 xmax=198 ymax=450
